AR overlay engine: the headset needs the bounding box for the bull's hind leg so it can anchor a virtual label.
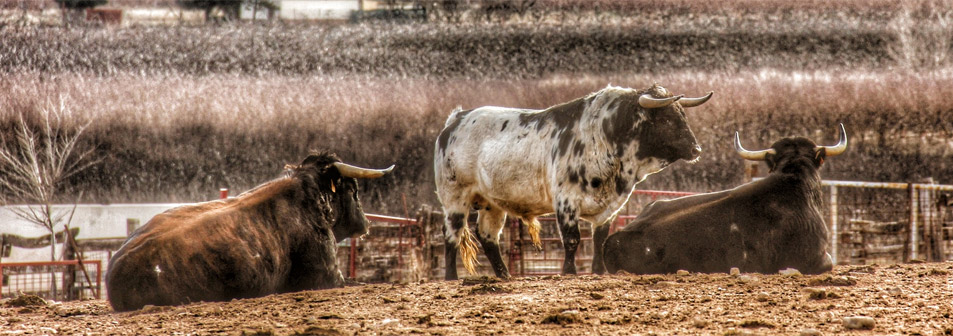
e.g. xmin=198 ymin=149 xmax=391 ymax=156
xmin=444 ymin=209 xmax=478 ymax=280
xmin=556 ymin=200 xmax=581 ymax=275
xmin=476 ymin=207 xmax=510 ymax=279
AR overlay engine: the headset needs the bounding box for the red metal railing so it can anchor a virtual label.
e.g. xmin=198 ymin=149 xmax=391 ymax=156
xmin=0 ymin=260 xmax=102 ymax=300
xmin=507 ymin=190 xmax=699 ymax=276
xmin=347 ymin=214 xmax=418 ymax=279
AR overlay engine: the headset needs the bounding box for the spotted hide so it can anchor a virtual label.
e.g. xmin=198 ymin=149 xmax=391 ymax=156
xmin=603 ymin=125 xmax=848 ymax=275
xmin=434 ymin=84 xmax=712 ymax=279
xmin=105 ymin=152 xmax=393 ymax=311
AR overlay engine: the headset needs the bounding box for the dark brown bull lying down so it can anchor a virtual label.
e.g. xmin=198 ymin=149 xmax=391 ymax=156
xmin=106 ymin=152 xmax=393 ymax=311
xmin=603 ymin=125 xmax=847 ymax=275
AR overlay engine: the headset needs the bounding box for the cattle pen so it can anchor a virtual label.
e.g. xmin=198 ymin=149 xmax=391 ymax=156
xmin=2 ymin=180 xmax=953 ymax=301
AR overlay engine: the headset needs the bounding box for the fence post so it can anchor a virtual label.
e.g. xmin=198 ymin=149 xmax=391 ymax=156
xmin=95 ymin=260 xmax=102 ymax=299
xmin=744 ymin=161 xmax=759 ymax=183
xmin=909 ymin=184 xmax=918 ymax=261
xmin=920 ymin=182 xmax=933 ymax=261
xmin=349 ymin=238 xmax=356 ymax=279
xmin=829 ymin=185 xmax=838 ymax=265
xmin=126 ymin=218 xmax=140 ymax=237
xmin=518 ymin=219 xmax=525 ymax=277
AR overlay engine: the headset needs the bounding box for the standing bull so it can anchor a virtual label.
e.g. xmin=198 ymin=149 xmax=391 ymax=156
xmin=106 ymin=152 xmax=393 ymax=311
xmin=603 ymin=125 xmax=848 ymax=275
xmin=434 ymin=84 xmax=713 ymax=279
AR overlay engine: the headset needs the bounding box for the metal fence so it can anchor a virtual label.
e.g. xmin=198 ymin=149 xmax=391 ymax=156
xmin=826 ymin=180 xmax=953 ymax=265
xmin=503 ymin=190 xmax=696 ymax=276
xmin=0 ymin=260 xmax=102 ymax=301
xmin=3 ymin=179 xmax=951 ymax=300
xmin=337 ymin=180 xmax=953 ymax=280
xmin=499 ymin=181 xmax=953 ymax=276
xmin=338 ymin=213 xmax=428 ymax=283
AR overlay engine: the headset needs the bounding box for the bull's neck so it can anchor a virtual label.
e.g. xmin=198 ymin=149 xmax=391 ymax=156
xmin=771 ymin=165 xmax=824 ymax=209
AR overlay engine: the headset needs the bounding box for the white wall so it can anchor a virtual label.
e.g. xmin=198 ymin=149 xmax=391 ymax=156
xmin=1 ymin=204 xmax=184 ymax=263
xmin=276 ymin=0 xmax=359 ymax=20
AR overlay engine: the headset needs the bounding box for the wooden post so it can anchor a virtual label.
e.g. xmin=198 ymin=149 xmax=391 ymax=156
xmin=938 ymin=194 xmax=952 ymax=260
xmin=829 ymin=185 xmax=838 ymax=265
xmin=62 ymin=233 xmax=76 ymax=301
xmin=743 ymin=161 xmax=759 ymax=183
xmin=64 ymin=227 xmax=94 ymax=300
xmin=518 ymin=218 xmax=525 ymax=277
xmin=126 ymin=218 xmax=140 ymax=237
xmin=909 ymin=184 xmax=918 ymax=261
xmin=920 ymin=178 xmax=943 ymax=261
xmin=349 ymin=238 xmax=356 ymax=279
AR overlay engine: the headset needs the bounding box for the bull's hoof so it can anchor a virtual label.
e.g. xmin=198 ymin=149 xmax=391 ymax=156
xmin=461 ymin=275 xmax=502 ymax=286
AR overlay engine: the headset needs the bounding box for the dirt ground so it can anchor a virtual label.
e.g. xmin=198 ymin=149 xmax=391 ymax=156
xmin=2 ymin=262 xmax=952 ymax=336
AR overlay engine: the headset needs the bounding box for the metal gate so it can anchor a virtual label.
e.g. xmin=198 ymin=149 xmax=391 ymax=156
xmin=0 ymin=260 xmax=102 ymax=301
xmin=504 ymin=190 xmax=697 ymax=276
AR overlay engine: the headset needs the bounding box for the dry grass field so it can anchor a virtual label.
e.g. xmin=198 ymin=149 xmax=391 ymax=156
xmin=1 ymin=0 xmax=952 ymax=212
xmin=2 ymin=70 xmax=951 ymax=212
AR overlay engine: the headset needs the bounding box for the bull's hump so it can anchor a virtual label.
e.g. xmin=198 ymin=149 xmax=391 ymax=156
xmin=436 ymin=109 xmax=472 ymax=155
xmin=517 ymin=98 xmax=586 ymax=132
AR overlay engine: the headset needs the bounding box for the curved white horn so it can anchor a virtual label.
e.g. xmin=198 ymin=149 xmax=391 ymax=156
xmin=679 ymin=91 xmax=713 ymax=108
xmin=333 ymin=162 xmax=395 ymax=179
xmin=816 ymin=123 xmax=848 ymax=157
xmin=638 ymin=94 xmax=682 ymax=109
xmin=734 ymin=132 xmax=775 ymax=161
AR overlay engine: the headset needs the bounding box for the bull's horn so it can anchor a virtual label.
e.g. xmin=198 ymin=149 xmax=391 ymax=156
xmin=734 ymin=132 xmax=776 ymax=161
xmin=816 ymin=123 xmax=848 ymax=157
xmin=679 ymin=91 xmax=713 ymax=108
xmin=333 ymin=162 xmax=395 ymax=179
xmin=638 ymin=94 xmax=682 ymax=109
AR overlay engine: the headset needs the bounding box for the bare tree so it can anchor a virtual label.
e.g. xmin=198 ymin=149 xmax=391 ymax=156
xmin=0 ymin=99 xmax=97 ymax=298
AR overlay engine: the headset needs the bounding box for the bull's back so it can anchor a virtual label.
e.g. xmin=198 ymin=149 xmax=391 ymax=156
xmin=435 ymin=106 xmax=551 ymax=207
xmin=106 ymin=212 xmax=193 ymax=311
xmin=616 ymin=181 xmax=828 ymax=274
xmin=106 ymin=201 xmax=287 ymax=311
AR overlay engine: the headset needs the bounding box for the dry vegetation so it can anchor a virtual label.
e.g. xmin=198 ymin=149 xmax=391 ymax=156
xmin=1 ymin=0 xmax=952 ymax=213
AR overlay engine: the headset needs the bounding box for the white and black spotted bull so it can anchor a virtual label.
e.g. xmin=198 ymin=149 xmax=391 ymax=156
xmin=434 ymin=84 xmax=713 ymax=279
xmin=603 ymin=125 xmax=848 ymax=275
xmin=105 ymin=152 xmax=393 ymax=311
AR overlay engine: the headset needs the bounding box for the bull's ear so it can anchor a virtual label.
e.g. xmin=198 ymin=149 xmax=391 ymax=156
xmin=764 ymin=152 xmax=778 ymax=171
xmin=814 ymin=148 xmax=826 ymax=166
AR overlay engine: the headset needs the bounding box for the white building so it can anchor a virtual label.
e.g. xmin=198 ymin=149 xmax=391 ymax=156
xmin=241 ymin=0 xmax=389 ymax=21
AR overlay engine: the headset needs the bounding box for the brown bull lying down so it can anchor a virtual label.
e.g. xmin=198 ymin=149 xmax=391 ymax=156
xmin=106 ymin=152 xmax=393 ymax=311
xmin=604 ymin=125 xmax=847 ymax=275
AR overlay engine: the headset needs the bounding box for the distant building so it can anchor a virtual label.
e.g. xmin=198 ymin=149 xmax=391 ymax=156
xmin=241 ymin=0 xmax=390 ymax=21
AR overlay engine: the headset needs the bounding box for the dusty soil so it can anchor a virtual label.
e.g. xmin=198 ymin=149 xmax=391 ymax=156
xmin=3 ymin=262 xmax=953 ymax=335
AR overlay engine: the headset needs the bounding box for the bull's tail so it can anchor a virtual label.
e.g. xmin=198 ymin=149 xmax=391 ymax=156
xmin=458 ymin=224 xmax=480 ymax=274
xmin=524 ymin=217 xmax=543 ymax=251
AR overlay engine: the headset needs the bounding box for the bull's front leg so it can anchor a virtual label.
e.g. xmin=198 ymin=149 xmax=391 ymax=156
xmin=556 ymin=201 xmax=581 ymax=275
